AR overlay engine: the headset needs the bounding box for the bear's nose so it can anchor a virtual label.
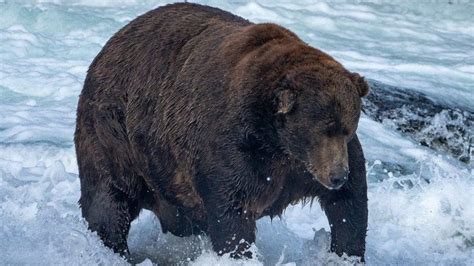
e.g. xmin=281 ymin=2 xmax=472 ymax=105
xmin=329 ymin=168 xmax=349 ymax=189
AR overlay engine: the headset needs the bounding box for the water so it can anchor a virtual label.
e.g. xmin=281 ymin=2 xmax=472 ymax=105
xmin=0 ymin=1 xmax=473 ymax=265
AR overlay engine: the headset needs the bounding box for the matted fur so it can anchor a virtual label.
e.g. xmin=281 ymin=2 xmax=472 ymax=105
xmin=75 ymin=3 xmax=368 ymax=260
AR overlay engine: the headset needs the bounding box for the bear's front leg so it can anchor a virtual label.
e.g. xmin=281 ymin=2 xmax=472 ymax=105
xmin=205 ymin=201 xmax=257 ymax=259
xmin=321 ymin=190 xmax=367 ymax=260
xmin=319 ymin=136 xmax=368 ymax=261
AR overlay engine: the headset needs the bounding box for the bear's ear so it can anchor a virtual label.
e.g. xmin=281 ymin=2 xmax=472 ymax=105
xmin=275 ymin=75 xmax=296 ymax=115
xmin=350 ymin=72 xmax=369 ymax=97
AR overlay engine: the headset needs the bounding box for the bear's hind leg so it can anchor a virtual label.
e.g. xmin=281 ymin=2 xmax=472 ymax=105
xmin=76 ymin=135 xmax=146 ymax=257
xmin=80 ymin=183 xmax=143 ymax=257
xmin=76 ymin=94 xmax=148 ymax=257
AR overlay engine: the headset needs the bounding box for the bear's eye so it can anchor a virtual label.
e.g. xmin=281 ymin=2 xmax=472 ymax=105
xmin=325 ymin=122 xmax=339 ymax=137
xmin=324 ymin=120 xmax=353 ymax=137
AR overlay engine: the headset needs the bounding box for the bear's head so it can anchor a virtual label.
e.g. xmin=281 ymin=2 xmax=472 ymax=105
xmin=274 ymin=67 xmax=369 ymax=190
xmin=225 ymin=23 xmax=369 ymax=189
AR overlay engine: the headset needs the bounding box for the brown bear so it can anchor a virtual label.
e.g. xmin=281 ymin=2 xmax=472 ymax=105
xmin=74 ymin=2 xmax=369 ymax=261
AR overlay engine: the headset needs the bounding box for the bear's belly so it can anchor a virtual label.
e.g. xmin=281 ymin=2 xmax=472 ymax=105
xmin=146 ymin=170 xmax=208 ymax=236
xmin=150 ymin=195 xmax=207 ymax=236
xmin=168 ymin=170 xmax=204 ymax=209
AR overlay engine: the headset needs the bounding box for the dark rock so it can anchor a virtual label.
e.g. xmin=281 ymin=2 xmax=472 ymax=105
xmin=363 ymin=80 xmax=473 ymax=166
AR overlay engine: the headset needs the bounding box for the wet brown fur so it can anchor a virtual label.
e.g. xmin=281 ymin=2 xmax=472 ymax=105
xmin=75 ymin=3 xmax=369 ymax=260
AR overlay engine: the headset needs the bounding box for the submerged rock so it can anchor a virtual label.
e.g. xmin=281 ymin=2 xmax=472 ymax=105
xmin=363 ymin=80 xmax=473 ymax=166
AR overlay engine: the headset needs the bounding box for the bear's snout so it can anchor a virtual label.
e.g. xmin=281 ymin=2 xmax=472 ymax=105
xmin=329 ymin=167 xmax=349 ymax=190
xmin=306 ymin=163 xmax=348 ymax=190
xmin=304 ymin=136 xmax=349 ymax=190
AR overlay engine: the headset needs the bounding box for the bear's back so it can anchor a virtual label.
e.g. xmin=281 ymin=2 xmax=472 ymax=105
xmin=83 ymin=3 xmax=250 ymax=100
